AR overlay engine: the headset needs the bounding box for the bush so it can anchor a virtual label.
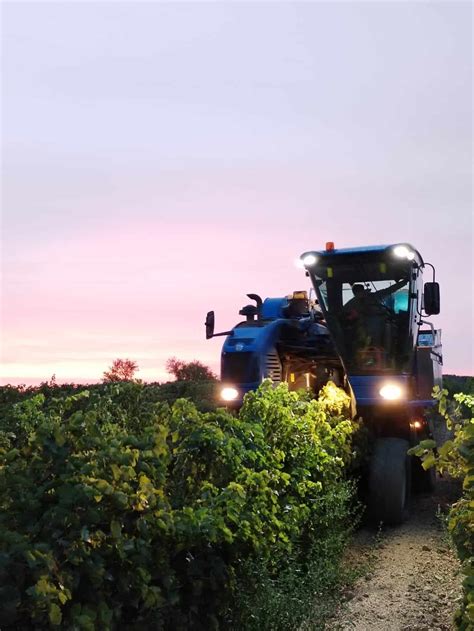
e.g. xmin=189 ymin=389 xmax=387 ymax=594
xmin=0 ymin=380 xmax=358 ymax=629
xmin=166 ymin=358 xmax=218 ymax=382
xmin=103 ymin=358 xmax=139 ymax=383
xmin=227 ymin=485 xmax=356 ymax=631
xmin=410 ymin=387 xmax=474 ymax=629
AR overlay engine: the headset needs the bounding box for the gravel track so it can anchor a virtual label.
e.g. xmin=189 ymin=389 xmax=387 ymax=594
xmin=329 ymin=479 xmax=462 ymax=631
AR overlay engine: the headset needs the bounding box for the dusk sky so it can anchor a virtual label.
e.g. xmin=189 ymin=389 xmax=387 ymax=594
xmin=1 ymin=1 xmax=472 ymax=384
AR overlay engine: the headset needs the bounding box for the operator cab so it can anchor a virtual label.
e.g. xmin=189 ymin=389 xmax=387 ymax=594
xmin=300 ymin=243 xmax=440 ymax=382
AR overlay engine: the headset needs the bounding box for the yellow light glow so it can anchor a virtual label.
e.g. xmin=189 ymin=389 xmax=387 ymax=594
xmin=379 ymin=383 xmax=403 ymax=400
xmin=221 ymin=386 xmax=239 ymax=402
xmin=413 ymin=420 xmax=422 ymax=429
xmin=292 ymin=291 xmax=308 ymax=300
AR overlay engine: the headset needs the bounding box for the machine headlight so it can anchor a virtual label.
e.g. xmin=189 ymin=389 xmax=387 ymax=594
xmin=221 ymin=386 xmax=239 ymax=402
xmin=379 ymin=383 xmax=404 ymax=400
xmin=302 ymin=254 xmax=318 ymax=267
xmin=393 ymin=245 xmax=414 ymax=260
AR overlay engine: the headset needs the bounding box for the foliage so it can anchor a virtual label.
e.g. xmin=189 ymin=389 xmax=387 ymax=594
xmin=227 ymin=489 xmax=356 ymax=631
xmin=103 ymin=358 xmax=139 ymax=383
xmin=166 ymin=357 xmax=217 ymax=382
xmin=443 ymin=375 xmax=474 ymax=397
xmin=409 ymin=387 xmax=474 ymax=629
xmin=0 ymin=380 xmax=357 ymax=630
xmin=0 ymin=380 xmax=219 ymax=428
xmin=155 ymin=380 xmax=218 ymax=412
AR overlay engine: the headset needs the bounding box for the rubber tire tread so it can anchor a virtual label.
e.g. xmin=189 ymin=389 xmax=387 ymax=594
xmin=369 ymin=437 xmax=410 ymax=526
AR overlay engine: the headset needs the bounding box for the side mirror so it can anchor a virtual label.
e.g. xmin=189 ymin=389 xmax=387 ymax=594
xmin=205 ymin=311 xmax=215 ymax=339
xmin=424 ymin=282 xmax=440 ymax=315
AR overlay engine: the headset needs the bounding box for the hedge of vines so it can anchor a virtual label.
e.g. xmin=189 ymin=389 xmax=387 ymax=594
xmin=0 ymin=380 xmax=357 ymax=630
xmin=410 ymin=387 xmax=474 ymax=630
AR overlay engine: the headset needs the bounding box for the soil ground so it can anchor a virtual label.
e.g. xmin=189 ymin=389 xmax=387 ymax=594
xmin=328 ymin=478 xmax=462 ymax=631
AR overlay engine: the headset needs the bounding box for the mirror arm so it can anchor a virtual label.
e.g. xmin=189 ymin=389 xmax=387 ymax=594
xmin=416 ymin=291 xmax=424 ymax=318
xmin=208 ymin=330 xmax=234 ymax=339
xmin=418 ymin=318 xmax=435 ymax=335
xmin=423 ymin=262 xmax=436 ymax=283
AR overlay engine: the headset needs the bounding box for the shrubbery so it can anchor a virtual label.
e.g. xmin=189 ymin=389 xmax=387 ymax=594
xmin=0 ymin=380 xmax=358 ymax=629
xmin=410 ymin=387 xmax=474 ymax=629
xmin=0 ymin=379 xmax=219 ymax=420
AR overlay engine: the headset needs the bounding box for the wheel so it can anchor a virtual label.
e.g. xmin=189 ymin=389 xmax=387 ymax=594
xmin=368 ymin=437 xmax=411 ymax=525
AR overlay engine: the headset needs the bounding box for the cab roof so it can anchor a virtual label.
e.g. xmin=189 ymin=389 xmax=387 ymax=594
xmin=300 ymin=243 xmax=424 ymax=267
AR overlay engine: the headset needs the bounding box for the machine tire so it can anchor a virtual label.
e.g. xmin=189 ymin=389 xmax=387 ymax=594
xmin=368 ymin=437 xmax=411 ymax=526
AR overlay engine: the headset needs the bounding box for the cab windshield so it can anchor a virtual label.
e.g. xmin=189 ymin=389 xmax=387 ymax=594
xmin=312 ymin=259 xmax=413 ymax=374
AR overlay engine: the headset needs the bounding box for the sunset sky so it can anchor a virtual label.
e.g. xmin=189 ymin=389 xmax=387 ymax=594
xmin=1 ymin=1 xmax=472 ymax=384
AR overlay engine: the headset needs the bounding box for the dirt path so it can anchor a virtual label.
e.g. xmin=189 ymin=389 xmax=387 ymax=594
xmin=330 ymin=480 xmax=462 ymax=631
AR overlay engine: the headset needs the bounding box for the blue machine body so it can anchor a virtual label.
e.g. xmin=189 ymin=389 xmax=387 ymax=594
xmin=216 ymin=243 xmax=442 ymax=425
xmin=220 ymin=312 xmax=287 ymax=396
xmin=219 ymin=294 xmax=337 ymax=406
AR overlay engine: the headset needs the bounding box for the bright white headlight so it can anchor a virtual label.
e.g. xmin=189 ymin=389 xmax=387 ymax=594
xmin=302 ymin=254 xmax=317 ymax=267
xmin=393 ymin=245 xmax=414 ymax=260
xmin=393 ymin=245 xmax=409 ymax=258
xmin=379 ymin=384 xmax=403 ymax=400
xmin=221 ymin=386 xmax=239 ymax=402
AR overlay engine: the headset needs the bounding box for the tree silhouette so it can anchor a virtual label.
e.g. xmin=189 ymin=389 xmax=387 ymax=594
xmin=166 ymin=357 xmax=217 ymax=382
xmin=103 ymin=358 xmax=139 ymax=383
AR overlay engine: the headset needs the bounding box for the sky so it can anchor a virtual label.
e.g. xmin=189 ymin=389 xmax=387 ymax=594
xmin=1 ymin=1 xmax=472 ymax=384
